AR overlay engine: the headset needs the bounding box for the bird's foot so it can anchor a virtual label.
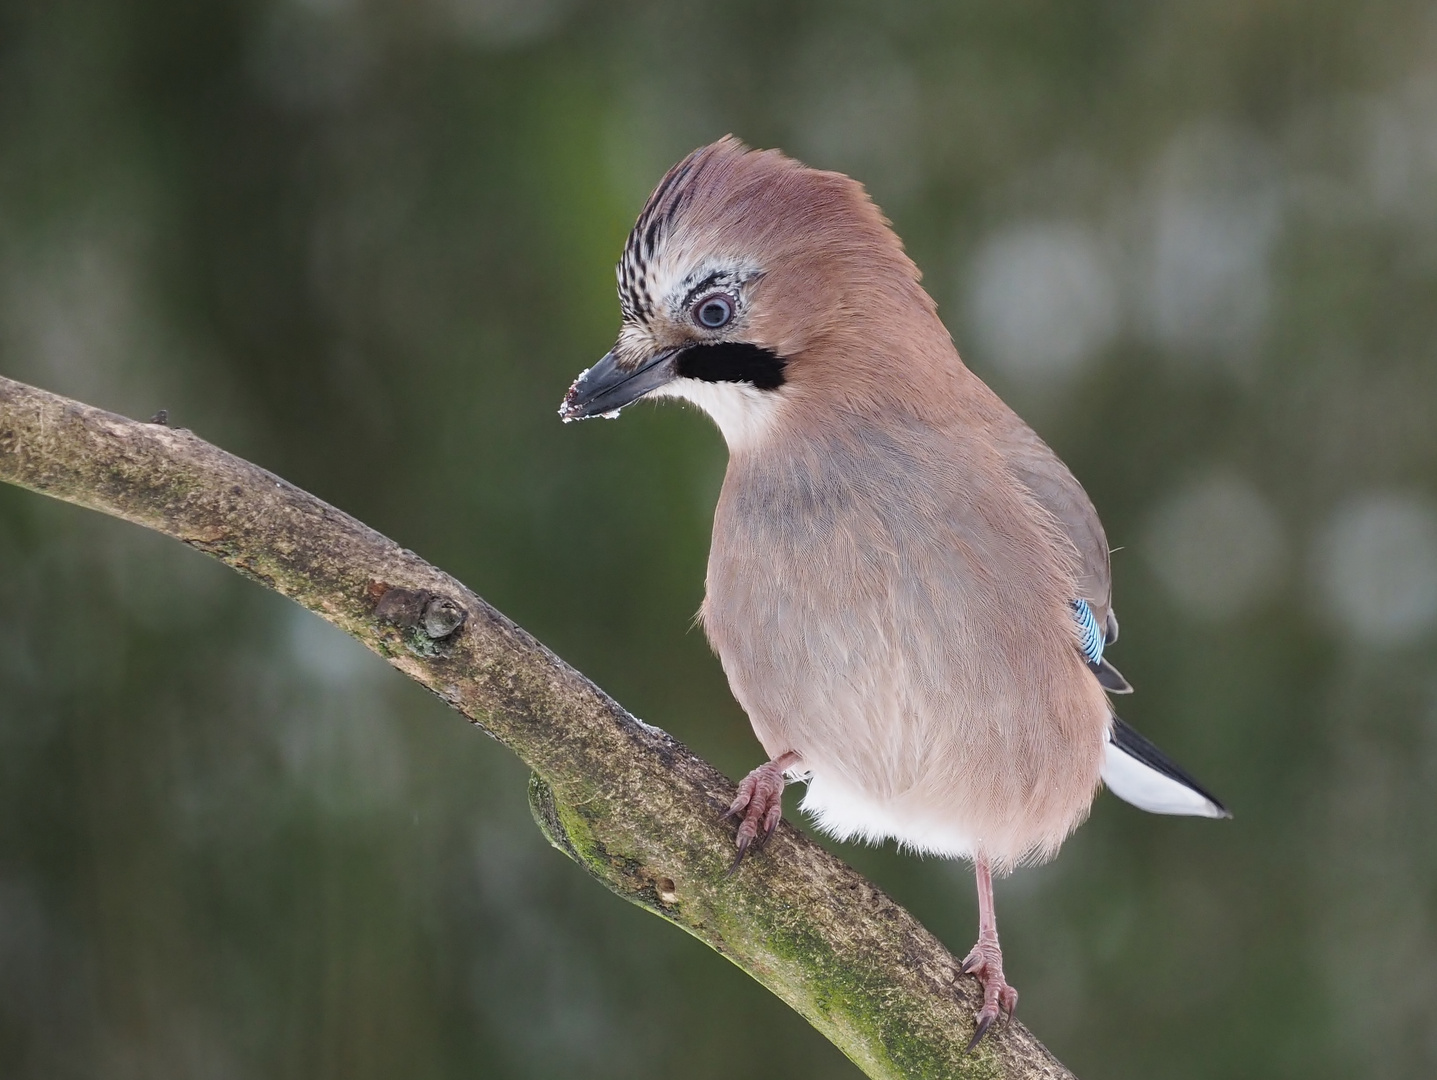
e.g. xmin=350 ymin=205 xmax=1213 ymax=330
xmin=960 ymin=933 xmax=1018 ymax=1051
xmin=724 ymin=755 xmax=794 ymax=873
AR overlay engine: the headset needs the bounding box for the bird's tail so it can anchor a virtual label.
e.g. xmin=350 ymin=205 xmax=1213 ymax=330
xmin=1101 ymin=717 xmax=1230 ymax=819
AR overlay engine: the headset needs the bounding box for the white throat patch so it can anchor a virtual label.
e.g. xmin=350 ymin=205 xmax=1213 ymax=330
xmin=650 ymin=378 xmax=783 ymax=452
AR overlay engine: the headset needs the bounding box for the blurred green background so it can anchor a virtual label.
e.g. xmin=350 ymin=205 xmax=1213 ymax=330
xmin=2 ymin=1 xmax=1437 ymax=1077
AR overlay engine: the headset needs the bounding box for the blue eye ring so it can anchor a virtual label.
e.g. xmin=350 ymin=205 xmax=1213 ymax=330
xmin=693 ymin=293 xmax=735 ymax=329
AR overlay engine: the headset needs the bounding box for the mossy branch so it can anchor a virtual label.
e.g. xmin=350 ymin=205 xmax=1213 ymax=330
xmin=0 ymin=374 xmax=1074 ymax=1080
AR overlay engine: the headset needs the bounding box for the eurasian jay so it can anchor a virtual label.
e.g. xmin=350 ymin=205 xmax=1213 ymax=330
xmin=560 ymin=137 xmax=1228 ymax=1046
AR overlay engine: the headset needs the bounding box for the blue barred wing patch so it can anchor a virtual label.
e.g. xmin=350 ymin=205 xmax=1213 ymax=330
xmin=1071 ymin=599 xmax=1105 ymax=666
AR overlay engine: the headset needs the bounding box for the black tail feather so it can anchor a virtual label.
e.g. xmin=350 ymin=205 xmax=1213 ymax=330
xmin=1110 ymin=717 xmax=1231 ymax=818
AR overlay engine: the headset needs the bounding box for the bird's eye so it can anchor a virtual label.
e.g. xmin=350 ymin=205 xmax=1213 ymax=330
xmin=693 ymin=293 xmax=735 ymax=330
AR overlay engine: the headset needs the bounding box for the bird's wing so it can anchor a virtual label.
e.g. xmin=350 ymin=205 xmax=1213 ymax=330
xmin=977 ymin=393 xmax=1130 ymax=689
xmin=1070 ymin=599 xmax=1133 ymax=693
xmin=1102 ymin=717 xmax=1229 ymax=818
xmin=995 ymin=420 xmax=1113 ymax=625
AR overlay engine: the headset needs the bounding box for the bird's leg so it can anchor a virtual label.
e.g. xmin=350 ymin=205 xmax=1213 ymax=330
xmin=960 ymin=854 xmax=1018 ymax=1051
xmin=725 ymin=750 xmax=801 ymax=872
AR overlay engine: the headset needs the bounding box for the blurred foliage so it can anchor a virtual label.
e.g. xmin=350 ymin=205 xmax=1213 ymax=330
xmin=2 ymin=1 xmax=1437 ymax=1077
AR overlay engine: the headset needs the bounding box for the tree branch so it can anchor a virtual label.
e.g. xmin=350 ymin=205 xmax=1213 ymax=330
xmin=0 ymin=374 xmax=1074 ymax=1080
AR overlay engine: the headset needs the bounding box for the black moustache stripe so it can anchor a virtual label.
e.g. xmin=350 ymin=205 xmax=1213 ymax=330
xmin=675 ymin=343 xmax=787 ymax=390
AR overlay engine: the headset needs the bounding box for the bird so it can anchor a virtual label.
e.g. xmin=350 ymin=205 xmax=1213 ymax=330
xmin=559 ymin=137 xmax=1228 ymax=1048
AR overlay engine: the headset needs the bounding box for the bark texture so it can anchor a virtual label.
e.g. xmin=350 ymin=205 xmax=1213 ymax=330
xmin=0 ymin=374 xmax=1075 ymax=1080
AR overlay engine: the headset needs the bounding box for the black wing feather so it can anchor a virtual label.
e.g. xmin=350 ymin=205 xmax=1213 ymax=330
xmin=1091 ymin=658 xmax=1133 ymax=693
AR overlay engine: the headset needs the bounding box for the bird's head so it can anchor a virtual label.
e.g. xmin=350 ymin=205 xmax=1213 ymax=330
xmin=559 ymin=137 xmax=946 ymax=450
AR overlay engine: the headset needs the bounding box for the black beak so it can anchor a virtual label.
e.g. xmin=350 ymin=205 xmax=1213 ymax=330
xmin=559 ymin=348 xmax=679 ymax=422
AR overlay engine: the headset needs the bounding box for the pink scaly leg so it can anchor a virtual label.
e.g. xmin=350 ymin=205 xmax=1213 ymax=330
xmin=960 ymin=853 xmax=1019 ymax=1051
xmin=725 ymin=750 xmax=801 ymax=872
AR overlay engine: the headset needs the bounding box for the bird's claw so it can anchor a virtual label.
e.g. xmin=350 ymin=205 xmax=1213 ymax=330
xmin=726 ymin=834 xmax=750 ymax=876
xmin=724 ymin=759 xmax=789 ymax=873
xmin=960 ymin=935 xmax=1018 ymax=1052
xmin=965 ymin=1008 xmax=997 ymax=1054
